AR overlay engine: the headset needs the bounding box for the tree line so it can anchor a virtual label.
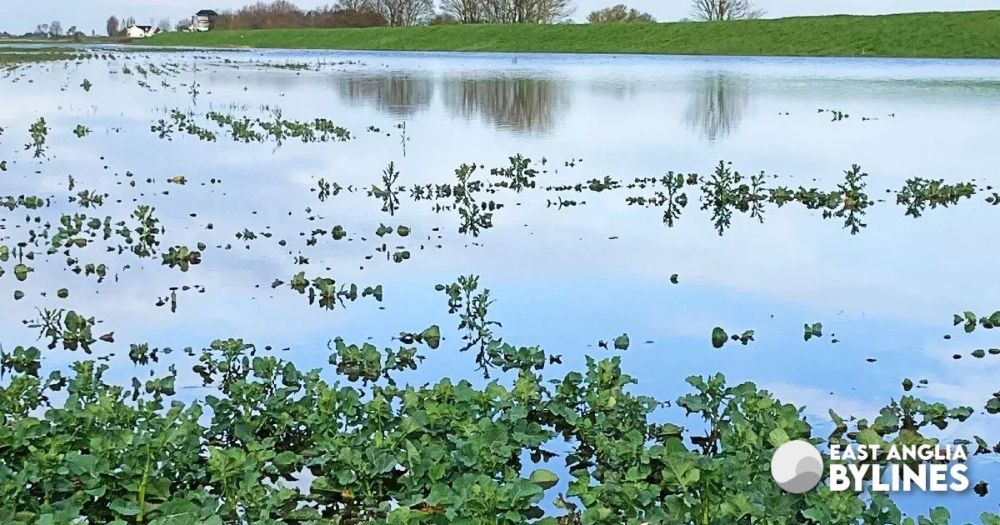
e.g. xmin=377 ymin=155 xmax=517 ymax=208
xmin=100 ymin=0 xmax=760 ymax=36
xmin=203 ymin=0 xmax=576 ymax=28
xmin=3 ymin=21 xmax=91 ymax=41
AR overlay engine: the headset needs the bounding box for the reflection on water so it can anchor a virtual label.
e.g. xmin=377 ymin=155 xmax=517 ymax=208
xmin=330 ymin=69 xmax=750 ymax=137
xmin=333 ymin=72 xmax=569 ymax=133
xmin=336 ymin=73 xmax=434 ymax=117
xmin=588 ymin=78 xmax=642 ymax=101
xmin=684 ymin=73 xmax=750 ymax=141
xmin=442 ymin=76 xmax=569 ymax=133
xmin=5 ymin=49 xmax=1000 ymax=522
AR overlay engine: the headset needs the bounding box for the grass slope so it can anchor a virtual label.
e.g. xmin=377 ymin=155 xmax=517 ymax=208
xmin=144 ymin=10 xmax=1000 ymax=58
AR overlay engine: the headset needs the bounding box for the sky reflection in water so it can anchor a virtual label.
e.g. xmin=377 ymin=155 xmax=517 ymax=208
xmin=3 ymin=48 xmax=1000 ymax=519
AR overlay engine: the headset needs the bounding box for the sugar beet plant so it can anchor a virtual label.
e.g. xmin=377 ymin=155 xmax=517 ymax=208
xmin=1 ymin=277 xmax=998 ymax=524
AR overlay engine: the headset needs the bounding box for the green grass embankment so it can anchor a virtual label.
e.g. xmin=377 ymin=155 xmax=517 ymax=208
xmin=143 ymin=10 xmax=1000 ymax=58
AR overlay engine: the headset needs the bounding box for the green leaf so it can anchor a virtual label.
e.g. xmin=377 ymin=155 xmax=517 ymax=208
xmin=857 ymin=428 xmax=884 ymax=447
xmin=768 ymin=427 xmax=790 ymax=447
xmin=109 ymin=498 xmax=141 ymax=516
xmin=528 ymin=469 xmax=559 ymax=490
xmin=419 ymin=325 xmax=441 ymax=349
xmin=929 ymin=507 xmax=950 ymax=525
xmin=711 ymin=327 xmax=727 ymax=349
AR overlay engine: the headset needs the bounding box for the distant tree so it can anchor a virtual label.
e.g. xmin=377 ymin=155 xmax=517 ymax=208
xmin=214 ymin=1 xmax=303 ymax=30
xmin=690 ymin=0 xmax=762 ymax=21
xmin=587 ymin=4 xmax=653 ymax=22
xmin=49 ymin=21 xmax=63 ymax=37
xmin=440 ymin=0 xmax=482 ymax=23
xmin=429 ymin=12 xmax=459 ymax=24
xmin=106 ymin=16 xmax=119 ymax=37
xmin=212 ymin=0 xmax=570 ymax=28
xmin=123 ymin=16 xmax=136 ymax=29
xmin=66 ymin=25 xmax=85 ymax=42
xmin=374 ymin=0 xmax=434 ymax=26
xmin=175 ymin=19 xmax=191 ymax=32
xmin=478 ymin=0 xmax=573 ymax=23
xmin=334 ymin=0 xmax=374 ymax=12
xmin=212 ymin=2 xmax=384 ymax=29
xmin=157 ymin=18 xmax=172 ymax=32
xmin=308 ymin=5 xmax=387 ymax=27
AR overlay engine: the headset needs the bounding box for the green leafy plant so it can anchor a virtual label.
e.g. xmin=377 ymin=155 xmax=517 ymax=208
xmin=804 ymin=322 xmax=824 ymax=341
xmin=162 ymin=245 xmax=202 ymax=271
xmin=25 ymin=117 xmax=48 ymax=158
xmin=0 ymin=277 xmax=997 ymax=524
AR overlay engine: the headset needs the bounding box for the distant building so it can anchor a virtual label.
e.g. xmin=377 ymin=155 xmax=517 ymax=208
xmin=126 ymin=25 xmax=155 ymax=38
xmin=189 ymin=9 xmax=219 ymax=32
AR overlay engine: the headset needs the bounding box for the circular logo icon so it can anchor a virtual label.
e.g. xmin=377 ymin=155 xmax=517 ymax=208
xmin=770 ymin=440 xmax=823 ymax=494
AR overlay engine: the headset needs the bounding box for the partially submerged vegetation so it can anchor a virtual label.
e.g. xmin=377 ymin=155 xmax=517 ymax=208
xmin=2 ymin=274 xmax=999 ymax=523
xmin=0 ymin=45 xmax=84 ymax=68
xmin=1 ymin=46 xmax=999 ymax=523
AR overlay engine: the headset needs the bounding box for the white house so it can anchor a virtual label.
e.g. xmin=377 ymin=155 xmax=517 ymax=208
xmin=188 ymin=9 xmax=218 ymax=32
xmin=126 ymin=25 xmax=155 ymax=38
xmin=189 ymin=16 xmax=211 ymax=32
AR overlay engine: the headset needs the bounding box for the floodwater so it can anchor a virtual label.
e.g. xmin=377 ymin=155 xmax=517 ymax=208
xmin=2 ymin=46 xmax=999 ymax=518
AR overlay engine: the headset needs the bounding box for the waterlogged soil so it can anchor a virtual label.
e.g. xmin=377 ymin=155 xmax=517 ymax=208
xmin=2 ymin=46 xmax=1000 ymax=519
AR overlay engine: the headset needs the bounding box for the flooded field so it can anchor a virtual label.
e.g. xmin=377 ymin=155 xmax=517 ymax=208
xmin=2 ymin=45 xmax=999 ymax=522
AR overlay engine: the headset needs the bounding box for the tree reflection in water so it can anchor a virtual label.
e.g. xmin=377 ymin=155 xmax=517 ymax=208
xmin=441 ymin=75 xmax=569 ymax=134
xmin=685 ymin=73 xmax=750 ymax=141
xmin=336 ymin=73 xmax=434 ymax=118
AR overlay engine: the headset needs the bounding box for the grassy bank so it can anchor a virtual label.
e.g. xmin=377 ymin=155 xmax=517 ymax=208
xmin=143 ymin=10 xmax=1000 ymax=58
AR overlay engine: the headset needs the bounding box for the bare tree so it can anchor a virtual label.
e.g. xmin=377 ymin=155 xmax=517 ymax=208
xmin=479 ymin=0 xmax=512 ymax=23
xmin=212 ymin=1 xmax=385 ymax=29
xmin=334 ymin=0 xmax=375 ymax=12
xmin=374 ymin=0 xmax=433 ymax=26
xmin=66 ymin=25 xmax=85 ymax=41
xmin=157 ymin=18 xmax=172 ymax=32
xmin=206 ymin=0 xmax=575 ymax=28
xmin=309 ymin=5 xmax=387 ymax=27
xmin=49 ymin=21 xmax=63 ymax=37
xmin=690 ymin=0 xmax=762 ymax=21
xmin=215 ymin=1 xmax=303 ymax=29
xmin=587 ymin=4 xmax=653 ymax=22
xmin=440 ymin=0 xmax=483 ymax=23
xmin=478 ymin=0 xmax=571 ymax=23
xmin=522 ymin=0 xmax=574 ymax=23
xmin=106 ymin=16 xmax=119 ymax=36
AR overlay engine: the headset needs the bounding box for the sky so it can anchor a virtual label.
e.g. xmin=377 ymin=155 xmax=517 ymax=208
xmin=3 ymin=0 xmax=999 ymax=35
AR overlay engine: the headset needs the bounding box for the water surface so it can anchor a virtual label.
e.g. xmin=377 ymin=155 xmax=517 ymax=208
xmin=3 ymin=47 xmax=999 ymax=518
